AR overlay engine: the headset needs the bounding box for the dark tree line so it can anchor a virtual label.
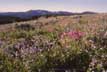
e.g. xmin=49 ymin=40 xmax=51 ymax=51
xmin=0 ymin=14 xmax=72 ymax=24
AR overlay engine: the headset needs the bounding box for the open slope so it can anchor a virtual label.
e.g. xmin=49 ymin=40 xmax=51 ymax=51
xmin=0 ymin=13 xmax=107 ymax=72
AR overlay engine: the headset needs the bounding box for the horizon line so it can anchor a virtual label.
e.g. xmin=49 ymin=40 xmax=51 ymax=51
xmin=0 ymin=9 xmax=101 ymax=13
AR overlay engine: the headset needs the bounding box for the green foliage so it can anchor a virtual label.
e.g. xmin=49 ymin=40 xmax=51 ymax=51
xmin=0 ymin=51 xmax=27 ymax=72
xmin=0 ymin=15 xmax=107 ymax=72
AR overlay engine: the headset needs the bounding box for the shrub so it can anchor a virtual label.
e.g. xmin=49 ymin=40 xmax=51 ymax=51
xmin=15 ymin=24 xmax=35 ymax=31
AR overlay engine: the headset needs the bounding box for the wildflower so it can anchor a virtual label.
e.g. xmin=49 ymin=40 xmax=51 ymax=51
xmin=104 ymin=31 xmax=107 ymax=38
xmin=47 ymin=28 xmax=54 ymax=32
xmin=67 ymin=30 xmax=85 ymax=40
xmin=60 ymin=32 xmax=67 ymax=38
xmin=60 ymin=30 xmax=85 ymax=40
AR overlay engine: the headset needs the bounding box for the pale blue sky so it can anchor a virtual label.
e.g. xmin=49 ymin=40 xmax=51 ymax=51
xmin=0 ymin=0 xmax=107 ymax=12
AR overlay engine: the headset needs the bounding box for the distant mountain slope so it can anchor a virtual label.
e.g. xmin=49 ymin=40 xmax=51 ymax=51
xmin=0 ymin=10 xmax=74 ymax=19
xmin=0 ymin=10 xmax=96 ymax=19
xmin=81 ymin=11 xmax=97 ymax=15
xmin=0 ymin=10 xmax=96 ymax=24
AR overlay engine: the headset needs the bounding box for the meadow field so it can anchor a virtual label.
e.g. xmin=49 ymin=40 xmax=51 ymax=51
xmin=0 ymin=13 xmax=107 ymax=72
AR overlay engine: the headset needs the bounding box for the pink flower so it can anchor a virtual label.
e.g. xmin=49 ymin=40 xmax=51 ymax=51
xmin=47 ymin=28 xmax=54 ymax=32
xmin=61 ymin=30 xmax=85 ymax=40
xmin=67 ymin=31 xmax=85 ymax=40
xmin=60 ymin=32 xmax=67 ymax=38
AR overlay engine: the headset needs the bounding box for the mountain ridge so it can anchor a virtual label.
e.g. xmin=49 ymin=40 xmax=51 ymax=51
xmin=0 ymin=10 xmax=96 ymax=19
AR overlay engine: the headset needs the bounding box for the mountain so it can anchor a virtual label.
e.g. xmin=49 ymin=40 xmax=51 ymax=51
xmin=0 ymin=10 xmax=74 ymax=19
xmin=0 ymin=10 xmax=96 ymax=24
xmin=0 ymin=10 xmax=96 ymax=19
xmin=81 ymin=11 xmax=97 ymax=15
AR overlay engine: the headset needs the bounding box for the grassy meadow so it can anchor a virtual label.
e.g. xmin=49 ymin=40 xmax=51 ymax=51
xmin=0 ymin=14 xmax=107 ymax=72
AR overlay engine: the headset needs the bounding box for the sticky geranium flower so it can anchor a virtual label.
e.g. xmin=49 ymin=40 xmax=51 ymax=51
xmin=61 ymin=30 xmax=85 ymax=40
xmin=67 ymin=30 xmax=85 ymax=40
xmin=47 ymin=28 xmax=54 ymax=32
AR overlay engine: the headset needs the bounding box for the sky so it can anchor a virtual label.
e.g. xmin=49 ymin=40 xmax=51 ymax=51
xmin=0 ymin=0 xmax=107 ymax=12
